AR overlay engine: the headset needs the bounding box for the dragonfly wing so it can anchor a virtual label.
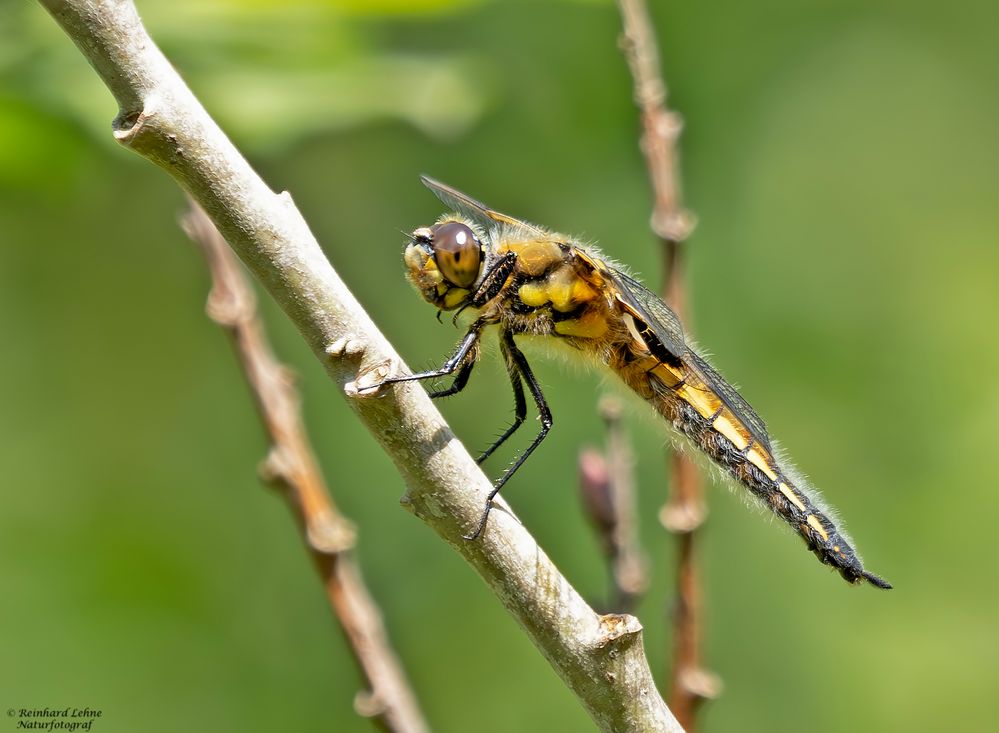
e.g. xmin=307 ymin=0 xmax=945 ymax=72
xmin=604 ymin=262 xmax=774 ymax=455
xmin=684 ymin=349 xmax=774 ymax=455
xmin=607 ymin=268 xmax=686 ymax=358
xmin=420 ymin=175 xmax=545 ymax=235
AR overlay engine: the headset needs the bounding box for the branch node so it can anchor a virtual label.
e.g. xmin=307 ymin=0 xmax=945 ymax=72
xmin=597 ymin=395 xmax=623 ymax=423
xmin=651 ymin=109 xmax=683 ymax=140
xmin=306 ymin=509 xmax=357 ymax=555
xmin=259 ymin=445 xmax=294 ymax=485
xmin=659 ymin=499 xmax=707 ymax=534
xmin=347 ymin=359 xmax=395 ymax=397
xmin=326 ymin=336 xmax=366 ymax=359
xmin=353 ymin=689 xmax=388 ymax=719
xmin=594 ymin=613 xmax=643 ymax=648
xmin=205 ymin=285 xmax=254 ymax=327
xmin=112 ymin=96 xmax=159 ymax=146
xmin=650 ymin=211 xmax=696 ymax=244
xmin=678 ymin=667 xmax=723 ymax=702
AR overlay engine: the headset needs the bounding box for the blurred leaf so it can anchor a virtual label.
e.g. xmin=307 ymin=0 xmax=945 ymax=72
xmin=185 ymin=0 xmax=489 ymax=15
xmin=0 ymin=96 xmax=90 ymax=190
xmin=1 ymin=1 xmax=497 ymax=156
xmin=325 ymin=0 xmax=487 ymax=14
xmin=196 ymin=55 xmax=496 ymax=150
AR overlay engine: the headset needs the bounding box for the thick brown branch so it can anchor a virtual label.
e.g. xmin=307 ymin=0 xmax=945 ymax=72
xmin=182 ymin=203 xmax=427 ymax=733
xmin=38 ymin=1 xmax=682 ymax=730
xmin=615 ymin=0 xmax=721 ymax=729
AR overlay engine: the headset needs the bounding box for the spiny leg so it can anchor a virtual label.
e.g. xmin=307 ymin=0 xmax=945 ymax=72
xmin=424 ymin=334 xmax=526 ymax=455
xmin=475 ymin=335 xmax=528 ymax=465
xmin=427 ymin=359 xmax=475 ymax=399
xmin=464 ymin=330 xmax=553 ymax=541
xmin=417 ymin=253 xmax=517 ymax=396
xmin=427 ymin=251 xmax=520 ymax=397
xmin=366 ymin=320 xmax=483 ymax=392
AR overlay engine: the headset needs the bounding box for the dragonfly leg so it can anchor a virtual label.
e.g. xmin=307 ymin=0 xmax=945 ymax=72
xmin=471 ymin=251 xmax=518 ymax=307
xmin=464 ymin=330 xmax=553 ymax=541
xmin=427 ymin=360 xmax=475 ymax=398
xmin=426 ymin=254 xmax=517 ymax=392
xmin=475 ymin=335 xmax=527 ymax=464
xmin=365 ymin=321 xmax=483 ymax=392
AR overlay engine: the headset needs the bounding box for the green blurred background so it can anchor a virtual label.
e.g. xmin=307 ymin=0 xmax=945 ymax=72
xmin=2 ymin=1 xmax=997 ymax=731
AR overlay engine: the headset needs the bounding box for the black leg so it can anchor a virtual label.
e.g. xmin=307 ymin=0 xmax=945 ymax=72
xmin=427 ymin=359 xmax=475 ymax=399
xmin=474 ymin=335 xmax=527 ymax=464
xmin=464 ymin=330 xmax=553 ymax=541
xmin=365 ymin=321 xmax=482 ymax=392
xmin=471 ymin=251 xmax=517 ymax=307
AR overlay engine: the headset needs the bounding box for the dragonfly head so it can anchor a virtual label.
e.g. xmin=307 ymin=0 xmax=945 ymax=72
xmin=404 ymin=220 xmax=483 ymax=310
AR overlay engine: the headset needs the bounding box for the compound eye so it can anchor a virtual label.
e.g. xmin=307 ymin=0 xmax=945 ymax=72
xmin=431 ymin=222 xmax=481 ymax=288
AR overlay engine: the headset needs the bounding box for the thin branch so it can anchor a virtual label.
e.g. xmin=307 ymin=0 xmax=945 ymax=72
xmin=599 ymin=398 xmax=647 ymax=612
xmin=615 ymin=0 xmax=721 ymax=728
xmin=579 ymin=398 xmax=647 ymax=613
xmin=38 ymin=1 xmax=682 ymax=730
xmin=181 ymin=202 xmax=428 ymax=733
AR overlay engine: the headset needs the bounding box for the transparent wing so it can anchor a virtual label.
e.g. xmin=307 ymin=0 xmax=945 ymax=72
xmin=420 ymin=175 xmax=545 ymax=235
xmin=608 ymin=269 xmax=686 ymax=357
xmin=684 ymin=350 xmax=773 ymax=455
xmin=606 ymin=263 xmax=774 ymax=454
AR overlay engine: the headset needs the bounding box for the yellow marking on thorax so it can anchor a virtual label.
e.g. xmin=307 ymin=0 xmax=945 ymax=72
xmin=518 ymin=265 xmax=598 ymax=313
xmin=555 ymin=310 xmax=609 ymax=338
xmin=518 ymin=281 xmax=549 ymax=308
xmin=505 ymin=240 xmax=563 ymax=276
xmin=806 ymin=514 xmax=830 ymax=541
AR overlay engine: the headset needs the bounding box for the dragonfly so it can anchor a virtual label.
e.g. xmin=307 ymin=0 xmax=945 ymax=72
xmin=369 ymin=175 xmax=890 ymax=589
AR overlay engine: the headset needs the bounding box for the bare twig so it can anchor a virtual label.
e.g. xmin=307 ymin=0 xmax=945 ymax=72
xmin=599 ymin=398 xmax=647 ymax=612
xmin=181 ymin=202 xmax=428 ymax=733
xmin=579 ymin=399 xmax=647 ymax=613
xmin=39 ymin=1 xmax=682 ymax=730
xmin=615 ymin=0 xmax=721 ymax=728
